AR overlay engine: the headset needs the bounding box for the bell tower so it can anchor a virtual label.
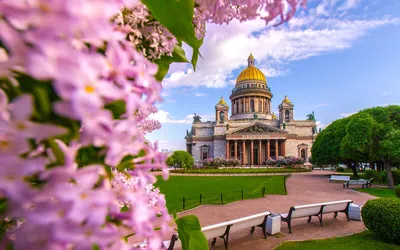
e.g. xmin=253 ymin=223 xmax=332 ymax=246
xmin=279 ymin=95 xmax=294 ymax=127
xmin=215 ymin=97 xmax=229 ymax=123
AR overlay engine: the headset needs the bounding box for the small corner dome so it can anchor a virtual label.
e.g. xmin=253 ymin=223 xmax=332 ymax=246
xmin=216 ymin=96 xmax=228 ymax=106
xmin=282 ymin=95 xmax=292 ymax=104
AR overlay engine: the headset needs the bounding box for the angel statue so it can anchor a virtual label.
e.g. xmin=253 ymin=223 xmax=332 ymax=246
xmin=193 ymin=113 xmax=202 ymax=123
xmin=306 ymin=111 xmax=316 ymax=122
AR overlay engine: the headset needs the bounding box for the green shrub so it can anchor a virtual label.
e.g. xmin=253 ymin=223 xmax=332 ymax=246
xmin=167 ymin=150 xmax=194 ymax=168
xmin=395 ymin=184 xmax=400 ymax=198
xmin=361 ymin=198 xmax=400 ymax=243
xmin=336 ymin=167 xmax=345 ymax=172
xmin=392 ymin=169 xmax=400 ymax=186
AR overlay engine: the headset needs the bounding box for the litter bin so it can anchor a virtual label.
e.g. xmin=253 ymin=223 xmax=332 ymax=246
xmin=267 ymin=213 xmax=281 ymax=235
xmin=349 ymin=204 xmax=362 ymax=221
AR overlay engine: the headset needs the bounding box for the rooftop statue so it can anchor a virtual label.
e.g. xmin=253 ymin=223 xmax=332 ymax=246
xmin=306 ymin=111 xmax=316 ymax=122
xmin=193 ymin=113 xmax=202 ymax=123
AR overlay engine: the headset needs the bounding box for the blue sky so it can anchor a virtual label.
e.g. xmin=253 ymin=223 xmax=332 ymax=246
xmin=148 ymin=0 xmax=400 ymax=151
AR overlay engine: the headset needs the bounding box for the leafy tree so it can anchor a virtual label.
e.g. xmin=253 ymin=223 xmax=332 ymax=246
xmin=313 ymin=105 xmax=400 ymax=189
xmin=167 ymin=150 xmax=194 ymax=168
xmin=311 ymin=118 xmax=359 ymax=176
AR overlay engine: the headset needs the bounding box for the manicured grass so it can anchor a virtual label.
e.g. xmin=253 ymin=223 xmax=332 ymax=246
xmin=275 ymin=230 xmax=399 ymax=250
xmin=170 ymin=168 xmax=310 ymax=174
xmin=354 ymin=188 xmax=396 ymax=198
xmin=155 ymin=175 xmax=286 ymax=213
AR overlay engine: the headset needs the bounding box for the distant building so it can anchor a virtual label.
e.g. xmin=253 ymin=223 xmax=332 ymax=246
xmin=185 ymin=54 xmax=317 ymax=165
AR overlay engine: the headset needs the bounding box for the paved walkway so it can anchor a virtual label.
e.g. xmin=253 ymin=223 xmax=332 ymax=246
xmin=177 ymin=170 xmax=376 ymax=249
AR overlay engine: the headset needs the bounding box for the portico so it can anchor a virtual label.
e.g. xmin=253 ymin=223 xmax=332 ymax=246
xmin=225 ymin=139 xmax=286 ymax=165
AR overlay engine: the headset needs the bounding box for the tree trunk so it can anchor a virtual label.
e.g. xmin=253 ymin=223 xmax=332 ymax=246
xmin=345 ymin=162 xmax=358 ymax=177
xmin=382 ymin=159 xmax=395 ymax=190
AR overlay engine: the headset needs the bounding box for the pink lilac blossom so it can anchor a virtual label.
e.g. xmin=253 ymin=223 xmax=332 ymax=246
xmin=194 ymin=0 xmax=306 ymax=25
xmin=0 ymin=0 xmax=169 ymax=249
xmin=0 ymin=0 xmax=304 ymax=249
xmin=116 ymin=4 xmax=178 ymax=59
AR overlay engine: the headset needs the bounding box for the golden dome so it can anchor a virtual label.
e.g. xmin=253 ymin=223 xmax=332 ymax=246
xmin=236 ymin=54 xmax=266 ymax=84
xmin=272 ymin=113 xmax=278 ymax=120
xmin=282 ymin=95 xmax=291 ymax=103
xmin=217 ymin=96 xmax=228 ymax=106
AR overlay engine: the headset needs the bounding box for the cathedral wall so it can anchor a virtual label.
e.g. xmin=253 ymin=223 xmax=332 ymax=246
xmin=214 ymin=125 xmax=227 ymax=136
xmin=192 ymin=140 xmax=214 ymax=165
xmin=195 ymin=127 xmax=214 ymax=137
xmin=286 ymin=125 xmax=313 ymax=136
xmin=285 ymin=139 xmax=299 ymax=157
xmin=213 ymin=140 xmax=226 ymax=159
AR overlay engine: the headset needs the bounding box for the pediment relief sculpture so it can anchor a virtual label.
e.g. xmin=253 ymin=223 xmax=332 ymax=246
xmin=232 ymin=123 xmax=285 ymax=134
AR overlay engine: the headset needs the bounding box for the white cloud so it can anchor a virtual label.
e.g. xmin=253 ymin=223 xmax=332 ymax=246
xmin=149 ymin=110 xmax=214 ymax=124
xmin=162 ymin=14 xmax=397 ymax=89
xmin=195 ymin=93 xmax=207 ymax=97
xmin=340 ymin=111 xmax=357 ymax=118
xmin=380 ymin=92 xmax=391 ymax=96
xmin=154 ymin=140 xmax=186 ymax=152
xmin=339 ymin=0 xmax=362 ymax=12
xmin=316 ymin=103 xmax=329 ymax=107
xmin=166 ymin=99 xmax=177 ymax=103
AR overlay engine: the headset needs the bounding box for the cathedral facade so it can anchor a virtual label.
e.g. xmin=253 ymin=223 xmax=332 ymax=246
xmin=185 ymin=54 xmax=317 ymax=166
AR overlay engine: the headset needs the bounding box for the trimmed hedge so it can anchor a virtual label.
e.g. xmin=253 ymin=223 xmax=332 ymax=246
xmin=395 ymin=184 xmax=400 ymax=198
xmin=361 ymin=198 xmax=400 ymax=243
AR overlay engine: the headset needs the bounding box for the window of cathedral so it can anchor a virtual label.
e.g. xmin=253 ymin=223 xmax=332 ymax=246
xmin=250 ymin=99 xmax=255 ymax=112
xmin=220 ymin=111 xmax=225 ymax=122
xmin=285 ymin=110 xmax=290 ymax=121
xmin=241 ymin=100 xmax=244 ymax=113
xmin=236 ymin=101 xmax=239 ymax=113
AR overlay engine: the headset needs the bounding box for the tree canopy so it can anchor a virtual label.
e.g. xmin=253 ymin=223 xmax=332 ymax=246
xmin=166 ymin=150 xmax=194 ymax=168
xmin=311 ymin=105 xmax=400 ymax=189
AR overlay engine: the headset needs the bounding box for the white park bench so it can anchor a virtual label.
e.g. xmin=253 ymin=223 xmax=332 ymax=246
xmin=343 ymin=178 xmax=373 ymax=188
xmin=161 ymin=211 xmax=270 ymax=250
xmin=329 ymin=175 xmax=350 ymax=182
xmin=280 ymin=200 xmax=353 ymax=233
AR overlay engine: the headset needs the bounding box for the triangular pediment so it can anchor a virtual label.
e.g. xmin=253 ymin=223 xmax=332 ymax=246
xmin=229 ymin=122 xmax=287 ymax=134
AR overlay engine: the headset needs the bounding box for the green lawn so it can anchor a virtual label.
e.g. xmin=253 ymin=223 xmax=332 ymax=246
xmin=354 ymin=188 xmax=396 ymax=198
xmin=155 ymin=176 xmax=286 ymax=213
xmin=275 ymin=230 xmax=399 ymax=250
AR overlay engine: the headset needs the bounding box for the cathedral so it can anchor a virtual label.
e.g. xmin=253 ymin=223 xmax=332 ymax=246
xmin=185 ymin=54 xmax=317 ymax=166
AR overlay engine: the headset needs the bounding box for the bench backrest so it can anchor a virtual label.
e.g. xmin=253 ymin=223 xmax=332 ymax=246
xmin=201 ymin=212 xmax=270 ymax=239
xmin=322 ymin=200 xmax=352 ymax=213
xmin=330 ymin=175 xmax=350 ymax=181
xmin=291 ymin=200 xmax=353 ymax=218
xmin=291 ymin=204 xmax=322 ymax=218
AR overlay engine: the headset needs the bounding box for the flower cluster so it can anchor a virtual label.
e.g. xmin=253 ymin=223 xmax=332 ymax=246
xmin=202 ymin=158 xmax=241 ymax=167
xmin=285 ymin=156 xmax=305 ymax=165
xmin=0 ymin=0 xmax=170 ymax=249
xmin=264 ymin=156 xmax=305 ymax=167
xmin=116 ymin=4 xmax=178 ymax=60
xmin=194 ymin=0 xmax=307 ymax=25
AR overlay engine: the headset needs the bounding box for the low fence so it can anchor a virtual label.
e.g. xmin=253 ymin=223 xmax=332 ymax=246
xmin=181 ymin=187 xmax=268 ymax=210
xmin=180 ymin=176 xmax=289 ymax=211
xmin=152 ymin=172 xmax=293 ymax=176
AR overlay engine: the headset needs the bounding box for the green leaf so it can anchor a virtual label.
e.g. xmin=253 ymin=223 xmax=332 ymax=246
xmin=155 ymin=44 xmax=189 ymax=81
xmin=175 ymin=215 xmax=209 ymax=250
xmin=32 ymin=85 xmax=51 ymax=120
xmin=188 ymin=230 xmax=209 ymax=250
xmin=104 ymin=100 xmax=126 ymax=119
xmin=47 ymin=139 xmax=65 ymax=166
xmin=0 ymin=198 xmax=8 ymax=214
xmin=191 ymin=38 xmax=203 ymax=71
xmin=141 ymin=0 xmax=199 ymax=51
